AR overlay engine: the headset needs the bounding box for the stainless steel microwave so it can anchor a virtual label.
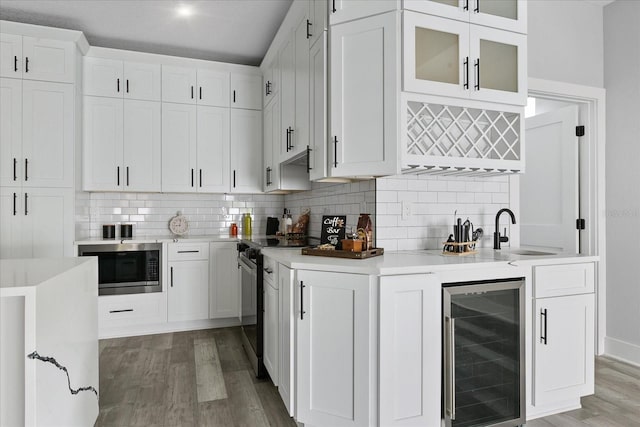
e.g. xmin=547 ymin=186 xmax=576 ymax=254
xmin=78 ymin=243 xmax=162 ymax=296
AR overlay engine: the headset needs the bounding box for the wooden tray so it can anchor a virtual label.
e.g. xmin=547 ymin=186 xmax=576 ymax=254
xmin=301 ymin=247 xmax=384 ymax=259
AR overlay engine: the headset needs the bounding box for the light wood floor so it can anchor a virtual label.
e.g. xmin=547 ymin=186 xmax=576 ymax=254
xmin=96 ymin=327 xmax=640 ymax=427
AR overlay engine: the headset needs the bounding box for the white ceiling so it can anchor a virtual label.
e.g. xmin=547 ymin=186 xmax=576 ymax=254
xmin=0 ymin=0 xmax=293 ymax=66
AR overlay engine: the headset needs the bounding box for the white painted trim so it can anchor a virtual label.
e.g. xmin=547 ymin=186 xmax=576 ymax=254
xmin=0 ymin=20 xmax=89 ymax=54
xmin=527 ymin=400 xmax=582 ymax=420
xmin=604 ymin=337 xmax=640 ymax=367
xmin=98 ymin=317 xmax=241 ymax=339
xmin=523 ymin=77 xmax=607 ymax=355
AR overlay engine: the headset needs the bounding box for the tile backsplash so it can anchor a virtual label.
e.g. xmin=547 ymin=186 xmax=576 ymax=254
xmin=75 ymin=192 xmax=284 ymax=239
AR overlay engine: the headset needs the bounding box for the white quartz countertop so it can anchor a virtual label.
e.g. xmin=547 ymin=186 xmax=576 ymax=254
xmin=261 ymin=247 xmax=599 ymax=275
xmin=0 ymin=257 xmax=95 ymax=289
xmin=75 ymin=234 xmax=239 ymax=245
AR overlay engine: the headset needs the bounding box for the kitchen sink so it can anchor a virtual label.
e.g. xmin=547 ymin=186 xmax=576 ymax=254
xmin=508 ymin=249 xmax=556 ymax=256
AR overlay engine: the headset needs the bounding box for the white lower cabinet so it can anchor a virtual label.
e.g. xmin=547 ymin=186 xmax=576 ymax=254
xmin=167 ymin=243 xmax=209 ymax=322
xmin=278 ymin=263 xmax=295 ymax=416
xmin=296 ymin=270 xmax=373 ymax=427
xmin=209 ymin=242 xmax=240 ymax=319
xmin=264 ymin=270 xmax=279 ymax=385
xmin=379 ymin=273 xmax=442 ymax=426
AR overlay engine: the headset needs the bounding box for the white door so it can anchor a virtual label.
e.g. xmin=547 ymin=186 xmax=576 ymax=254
xmin=278 ymin=263 xmax=294 ymax=416
xmin=379 ymin=274 xmax=442 ymax=426
xmin=83 ymin=57 xmax=123 ymax=98
xmin=309 ymin=34 xmax=327 ymax=181
xmin=0 ymin=33 xmax=23 ymax=78
xmin=330 ymin=12 xmax=399 ymax=177
xmin=521 ymin=105 xmax=579 ymax=253
xmin=197 ymin=69 xmax=229 ymax=107
xmin=230 ymin=74 xmax=262 ymax=110
xmin=197 ymin=106 xmax=230 ymax=193
xmin=469 ymin=0 xmax=527 ymax=34
xmin=209 ymin=242 xmax=240 ymax=319
xmin=264 ymin=280 xmax=279 ymax=385
xmin=309 ymin=0 xmax=327 ymax=48
xmin=329 ymin=0 xmax=397 ymax=25
xmin=22 ymin=37 xmax=75 ymax=83
xmin=124 ymin=61 xmax=161 ymax=101
xmin=296 ymin=270 xmax=371 ymax=427
xmin=168 ymin=260 xmax=210 ymax=322
xmin=161 ymin=102 xmax=197 ymax=192
xmin=533 ymin=294 xmax=595 ymax=405
xmin=162 ymin=65 xmax=197 ymax=104
xmin=123 ymin=100 xmax=161 ymax=192
xmin=263 ymin=96 xmax=275 ymax=192
xmin=279 ymin=36 xmax=295 ymax=162
xmin=22 ymin=80 xmax=74 ymax=188
xmin=403 ymin=0 xmax=469 ymax=23
xmin=0 ymin=78 xmax=22 ymax=186
xmin=230 ymin=109 xmax=262 ymax=194
xmin=290 ymin=13 xmax=310 ymax=159
xmin=83 ymin=96 xmax=123 ymax=191
xmin=0 ymin=187 xmax=24 ymax=259
xmin=22 ymin=187 xmax=74 ymax=258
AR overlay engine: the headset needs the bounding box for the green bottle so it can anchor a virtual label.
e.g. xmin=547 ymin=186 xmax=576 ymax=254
xmin=243 ymin=213 xmax=252 ymax=237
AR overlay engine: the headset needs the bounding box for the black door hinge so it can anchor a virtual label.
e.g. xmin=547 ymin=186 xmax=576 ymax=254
xmin=576 ymin=125 xmax=585 ymax=137
xmin=576 ymin=218 xmax=586 ymax=230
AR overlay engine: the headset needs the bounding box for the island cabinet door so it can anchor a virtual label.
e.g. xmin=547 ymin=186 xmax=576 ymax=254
xmin=296 ymin=270 xmax=372 ymax=427
xmin=379 ymin=273 xmax=441 ymax=426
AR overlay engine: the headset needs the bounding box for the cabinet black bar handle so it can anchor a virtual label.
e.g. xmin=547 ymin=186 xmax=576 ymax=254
xmin=24 ymin=158 xmax=28 ymax=181
xmin=540 ymin=308 xmax=548 ymax=345
xmin=463 ymin=57 xmax=469 ymax=90
xmin=266 ymin=167 xmax=271 ymax=186
xmin=288 ymin=127 xmax=294 ymax=149
xmin=177 ymin=250 xmax=200 ymax=253
xmin=265 ymin=82 xmax=268 ymax=96
xmin=170 ymin=266 xmax=174 ymax=287
xmin=332 ymin=0 xmax=336 ymax=13
xmin=24 ymin=192 xmax=28 ymax=216
xmin=191 ymin=85 xmax=194 ymax=99
xmin=109 ymin=309 xmax=133 ymax=313
xmin=199 ymin=87 xmax=202 ymax=100
xmin=126 ymin=79 xmax=129 ymax=93
xmin=14 ymin=55 xmax=18 ymax=72
xmin=25 ymin=57 xmax=29 ymax=73
xmin=233 ymin=170 xmax=236 ymax=188
xmin=233 ymin=90 xmax=236 ymax=103
xmin=126 ymin=166 xmax=130 ymax=186
xmin=474 ymin=59 xmax=480 ymax=90
xmin=191 ymin=168 xmax=194 ymax=187
xmin=300 ymin=281 xmax=306 ymax=320
xmin=474 ymin=0 xmax=479 ymax=13
xmin=464 ymin=0 xmax=469 ymax=11
xmin=117 ymin=78 xmax=120 ymax=93
xmin=333 ymin=136 xmax=338 ymax=167
xmin=199 ymin=169 xmax=202 ymax=187
xmin=286 ymin=128 xmax=290 ymax=152
xmin=13 ymin=192 xmax=17 ymax=216
xmin=117 ymin=166 xmax=120 ymax=186
xmin=306 ymin=145 xmax=312 ymax=173
xmin=13 ymin=158 xmax=17 ymax=181
xmin=306 ymin=19 xmax=312 ymax=39
xmin=267 ymin=81 xmax=272 ymax=95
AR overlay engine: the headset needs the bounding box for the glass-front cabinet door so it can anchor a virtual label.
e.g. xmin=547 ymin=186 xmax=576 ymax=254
xmin=403 ymin=12 xmax=470 ymax=98
xmin=469 ymin=25 xmax=527 ymax=105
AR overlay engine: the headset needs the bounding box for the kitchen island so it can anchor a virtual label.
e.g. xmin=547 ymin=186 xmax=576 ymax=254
xmin=260 ymin=248 xmax=598 ymax=427
xmin=0 ymin=257 xmax=99 ymax=427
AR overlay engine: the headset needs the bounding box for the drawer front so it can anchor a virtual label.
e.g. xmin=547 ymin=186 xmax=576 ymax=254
xmin=168 ymin=242 xmax=209 ymax=261
xmin=99 ymin=293 xmax=166 ymax=329
xmin=534 ymin=263 xmax=595 ymax=298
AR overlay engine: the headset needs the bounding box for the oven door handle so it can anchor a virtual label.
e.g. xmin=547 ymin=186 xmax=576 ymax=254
xmin=238 ymin=255 xmax=257 ymax=273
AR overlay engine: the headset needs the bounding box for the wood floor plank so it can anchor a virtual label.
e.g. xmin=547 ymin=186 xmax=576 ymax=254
xmin=223 ymin=370 xmax=270 ymax=427
xmin=129 ymin=403 xmax=165 ymax=427
xmin=253 ymin=380 xmax=297 ymax=427
xmin=197 ymin=400 xmax=234 ymax=427
xmin=194 ymin=337 xmax=228 ymax=402
xmin=167 ymin=362 xmax=196 ymax=406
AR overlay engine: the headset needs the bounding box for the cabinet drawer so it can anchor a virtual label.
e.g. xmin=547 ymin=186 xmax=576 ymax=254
xmin=168 ymin=242 xmax=209 ymax=261
xmin=534 ymin=263 xmax=595 ymax=298
xmin=98 ymin=293 xmax=166 ymax=329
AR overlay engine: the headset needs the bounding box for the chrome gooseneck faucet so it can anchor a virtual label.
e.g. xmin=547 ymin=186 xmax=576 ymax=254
xmin=494 ymin=208 xmax=516 ymax=250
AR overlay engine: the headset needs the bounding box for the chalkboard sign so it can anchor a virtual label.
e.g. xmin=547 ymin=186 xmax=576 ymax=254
xmin=320 ymin=215 xmax=346 ymax=248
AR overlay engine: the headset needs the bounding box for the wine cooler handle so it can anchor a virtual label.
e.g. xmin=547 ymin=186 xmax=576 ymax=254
xmin=445 ymin=316 xmax=456 ymax=420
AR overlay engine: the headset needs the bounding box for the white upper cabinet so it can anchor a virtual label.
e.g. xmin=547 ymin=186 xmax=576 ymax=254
xmin=122 ymin=100 xmax=161 ymax=191
xmin=162 ymin=65 xmax=197 ymax=104
xmin=230 ymin=73 xmax=262 ymax=110
xmin=404 ymin=0 xmax=527 ymax=34
xmin=403 ymin=11 xmax=526 ymax=105
xmin=279 ymin=36 xmax=295 ymax=162
xmin=330 ymin=11 xmax=400 ymax=177
xmin=262 ymin=54 xmax=279 ymax=107
xmin=1 ymin=35 xmax=75 ymax=83
xmin=197 ymin=106 xmax=230 ymax=192
xmin=309 ymin=33 xmax=327 ymax=181
xmin=230 ymin=108 xmax=262 ymax=193
xmin=197 ymin=69 xmax=230 ymax=107
xmin=309 ymin=0 xmax=328 ymax=47
xmin=329 ymin=0 xmax=398 ymax=25
xmin=291 ymin=14 xmax=311 ymax=159
xmin=161 ymin=102 xmax=198 ymax=192
xmin=0 ymin=78 xmax=22 ymax=187
xmin=84 ymin=57 xmax=161 ymax=101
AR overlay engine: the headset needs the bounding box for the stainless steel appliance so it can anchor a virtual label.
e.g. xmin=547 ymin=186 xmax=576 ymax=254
xmin=78 ymin=243 xmax=162 ymax=296
xmin=443 ymin=278 xmax=525 ymax=427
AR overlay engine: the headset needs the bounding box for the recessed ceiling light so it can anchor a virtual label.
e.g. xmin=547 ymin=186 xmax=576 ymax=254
xmin=176 ymin=4 xmax=194 ymax=18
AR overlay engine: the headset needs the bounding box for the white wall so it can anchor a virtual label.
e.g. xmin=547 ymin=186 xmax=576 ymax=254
xmin=528 ymin=0 xmax=604 ymax=87
xmin=603 ymin=0 xmax=640 ymax=364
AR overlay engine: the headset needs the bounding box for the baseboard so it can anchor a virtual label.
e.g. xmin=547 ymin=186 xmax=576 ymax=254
xmin=99 ymin=317 xmax=241 ymax=339
xmin=604 ymin=336 xmax=640 ymax=366
xmin=526 ymin=400 xmax=581 ymax=420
